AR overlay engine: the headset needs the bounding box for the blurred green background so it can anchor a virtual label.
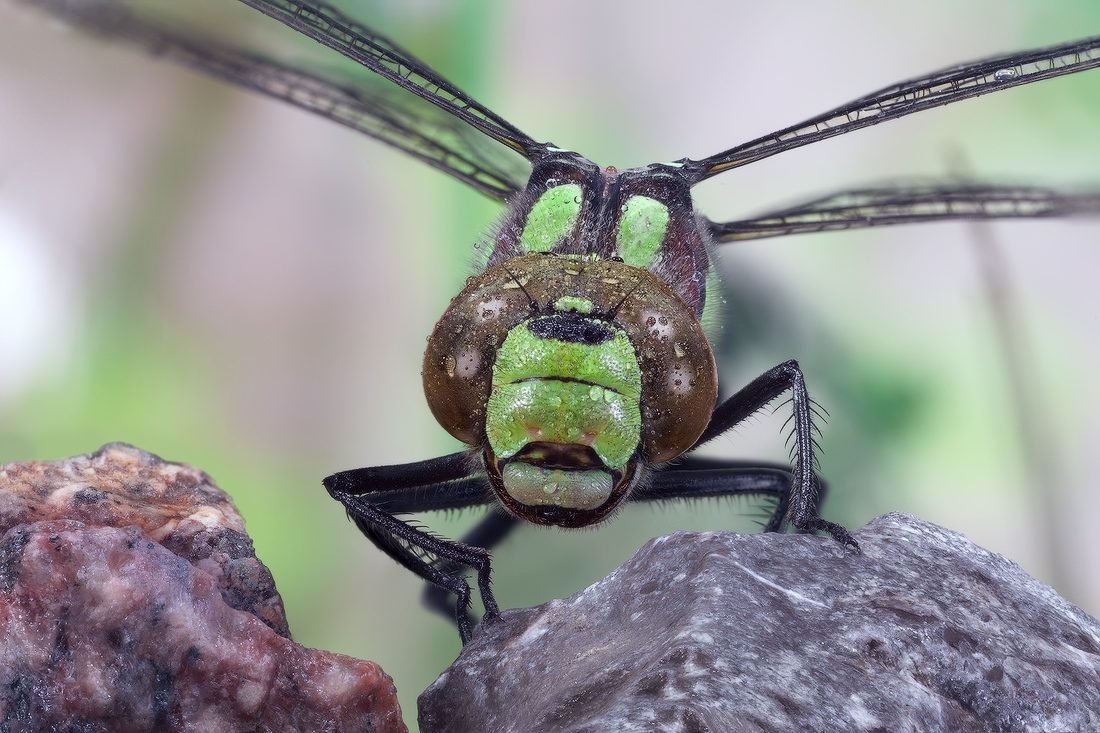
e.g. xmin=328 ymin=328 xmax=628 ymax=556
xmin=2 ymin=1 xmax=1099 ymax=729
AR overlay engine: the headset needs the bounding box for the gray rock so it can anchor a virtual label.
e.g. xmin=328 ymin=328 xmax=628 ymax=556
xmin=419 ymin=513 xmax=1100 ymax=733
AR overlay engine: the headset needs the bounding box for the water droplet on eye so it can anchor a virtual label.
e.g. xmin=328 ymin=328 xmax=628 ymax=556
xmin=994 ymin=68 xmax=1018 ymax=82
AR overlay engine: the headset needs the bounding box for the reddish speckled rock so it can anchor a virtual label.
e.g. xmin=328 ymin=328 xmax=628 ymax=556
xmin=0 ymin=444 xmax=406 ymax=733
xmin=0 ymin=442 xmax=289 ymax=637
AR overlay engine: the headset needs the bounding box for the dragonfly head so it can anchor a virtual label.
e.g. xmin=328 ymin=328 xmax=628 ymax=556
xmin=422 ymin=253 xmax=718 ymax=528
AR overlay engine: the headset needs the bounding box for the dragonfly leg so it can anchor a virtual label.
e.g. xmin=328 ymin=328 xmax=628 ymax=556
xmin=323 ymin=455 xmax=502 ymax=644
xmin=422 ymin=511 xmax=521 ymax=629
xmin=633 ymin=456 xmax=796 ymax=533
xmin=696 ymin=360 xmax=859 ymax=550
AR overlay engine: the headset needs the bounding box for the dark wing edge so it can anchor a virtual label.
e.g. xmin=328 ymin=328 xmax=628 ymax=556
xmin=22 ymin=0 xmax=533 ymax=200
xmin=706 ymin=185 xmax=1100 ymax=242
xmin=683 ymin=34 xmax=1100 ymax=183
xmin=238 ymin=0 xmax=544 ymax=160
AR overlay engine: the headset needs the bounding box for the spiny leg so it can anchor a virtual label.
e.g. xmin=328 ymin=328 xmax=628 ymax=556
xmin=696 ymin=360 xmax=859 ymax=550
xmin=635 ymin=456 xmax=797 ymax=533
xmin=323 ymin=453 xmax=502 ymax=644
xmin=422 ymin=511 xmax=521 ymax=629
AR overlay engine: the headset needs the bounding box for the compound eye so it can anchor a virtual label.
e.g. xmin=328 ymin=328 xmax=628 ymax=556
xmin=423 ymin=277 xmax=533 ymax=446
xmin=612 ymin=274 xmax=718 ymax=463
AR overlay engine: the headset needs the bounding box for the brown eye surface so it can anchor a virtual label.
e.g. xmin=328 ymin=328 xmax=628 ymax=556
xmin=422 ymin=253 xmax=717 ymax=462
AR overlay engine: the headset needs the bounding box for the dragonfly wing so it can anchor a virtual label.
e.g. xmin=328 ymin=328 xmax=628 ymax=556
xmin=706 ymin=185 xmax=1100 ymax=242
xmin=24 ymin=0 xmax=535 ymax=200
xmin=683 ymin=35 xmax=1100 ymax=183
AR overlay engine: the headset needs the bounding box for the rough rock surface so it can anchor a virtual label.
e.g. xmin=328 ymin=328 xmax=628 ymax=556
xmin=0 ymin=444 xmax=406 ymax=733
xmin=0 ymin=442 xmax=288 ymax=636
xmin=420 ymin=513 xmax=1100 ymax=733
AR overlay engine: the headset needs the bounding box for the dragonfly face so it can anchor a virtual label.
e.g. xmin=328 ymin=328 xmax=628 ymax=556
xmin=425 ymin=154 xmax=721 ymax=526
xmin=15 ymin=0 xmax=1100 ymax=646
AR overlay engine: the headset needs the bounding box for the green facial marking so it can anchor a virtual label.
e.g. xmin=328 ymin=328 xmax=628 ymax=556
xmin=486 ymin=320 xmax=643 ymax=473
xmin=487 ymin=379 xmax=640 ymax=469
xmin=520 ymin=184 xmax=582 ymax=253
xmin=554 ymin=295 xmax=594 ymax=314
xmin=492 ymin=323 xmax=641 ymax=401
xmin=617 ymin=195 xmax=669 ymax=269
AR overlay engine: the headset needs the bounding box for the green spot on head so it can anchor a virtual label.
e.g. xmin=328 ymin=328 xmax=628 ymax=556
xmin=520 ymin=184 xmax=582 ymax=253
xmin=486 ymin=320 xmax=644 ymax=471
xmin=617 ymin=195 xmax=669 ymax=269
xmin=491 ymin=323 xmax=641 ymax=400
xmin=554 ymin=295 xmax=594 ymax=314
xmin=486 ymin=380 xmax=640 ymax=469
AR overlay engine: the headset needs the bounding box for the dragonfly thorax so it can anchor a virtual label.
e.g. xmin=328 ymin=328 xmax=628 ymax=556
xmin=482 ymin=154 xmax=717 ymax=317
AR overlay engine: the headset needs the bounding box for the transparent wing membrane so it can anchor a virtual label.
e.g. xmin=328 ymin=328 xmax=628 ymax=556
xmin=237 ymin=0 xmax=542 ymax=158
xmin=684 ymin=35 xmax=1100 ymax=182
xmin=28 ymin=0 xmax=1100 ymax=211
xmin=28 ymin=0 xmax=533 ymax=200
xmin=707 ymin=186 xmax=1100 ymax=242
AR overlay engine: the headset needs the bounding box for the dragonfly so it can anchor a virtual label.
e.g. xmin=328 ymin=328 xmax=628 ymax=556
xmin=23 ymin=0 xmax=1100 ymax=645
